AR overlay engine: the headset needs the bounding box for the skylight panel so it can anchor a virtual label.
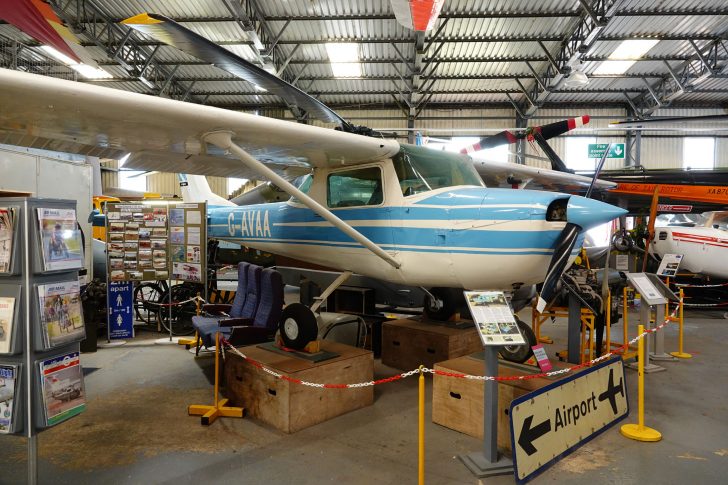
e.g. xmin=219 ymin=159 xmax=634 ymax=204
xmin=325 ymin=43 xmax=362 ymax=78
xmin=593 ymin=39 xmax=659 ymax=75
xmin=40 ymin=45 xmax=112 ymax=79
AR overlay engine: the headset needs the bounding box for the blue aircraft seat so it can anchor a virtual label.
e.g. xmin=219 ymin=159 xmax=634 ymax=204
xmin=193 ymin=264 xmax=283 ymax=354
xmin=192 ymin=262 xmax=250 ymax=353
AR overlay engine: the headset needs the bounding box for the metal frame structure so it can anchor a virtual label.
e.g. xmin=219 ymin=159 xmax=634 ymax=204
xmin=1 ymin=0 xmax=727 ymax=134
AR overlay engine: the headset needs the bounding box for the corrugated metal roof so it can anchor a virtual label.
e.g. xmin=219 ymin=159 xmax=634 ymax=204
xmin=2 ymin=0 xmax=727 ymax=116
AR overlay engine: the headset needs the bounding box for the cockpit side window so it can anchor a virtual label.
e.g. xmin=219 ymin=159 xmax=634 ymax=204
xmin=392 ymin=146 xmax=483 ymax=196
xmin=327 ymin=167 xmax=383 ymax=208
xmin=289 ymin=174 xmax=313 ymax=204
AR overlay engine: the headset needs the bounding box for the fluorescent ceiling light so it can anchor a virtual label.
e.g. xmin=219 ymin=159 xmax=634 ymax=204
xmin=325 ymin=42 xmax=362 ymax=77
xmin=593 ymin=39 xmax=659 ymax=75
xmin=40 ymin=45 xmax=77 ymax=65
xmin=70 ymin=63 xmax=113 ymax=79
xmin=41 ymin=45 xmax=112 ymax=79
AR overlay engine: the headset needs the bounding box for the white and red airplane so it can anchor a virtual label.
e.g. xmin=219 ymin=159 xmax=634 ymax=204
xmin=652 ymin=211 xmax=728 ymax=280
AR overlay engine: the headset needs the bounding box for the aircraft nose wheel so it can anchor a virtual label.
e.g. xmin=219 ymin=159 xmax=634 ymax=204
xmin=424 ymin=287 xmax=460 ymax=320
xmin=499 ymin=318 xmax=537 ymax=363
xmin=279 ymin=303 xmax=319 ymax=350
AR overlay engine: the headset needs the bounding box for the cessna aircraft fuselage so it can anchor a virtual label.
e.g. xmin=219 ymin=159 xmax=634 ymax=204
xmin=205 ymin=145 xmax=624 ymax=290
xmin=652 ymin=211 xmax=728 ymax=280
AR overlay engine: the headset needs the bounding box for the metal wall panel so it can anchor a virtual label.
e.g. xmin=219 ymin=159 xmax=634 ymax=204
xmin=147 ymin=173 xmax=229 ymax=198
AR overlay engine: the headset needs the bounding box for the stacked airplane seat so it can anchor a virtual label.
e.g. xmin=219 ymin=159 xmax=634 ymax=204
xmin=193 ymin=263 xmax=283 ymax=353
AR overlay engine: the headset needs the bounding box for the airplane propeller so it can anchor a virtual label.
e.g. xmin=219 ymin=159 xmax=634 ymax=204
xmin=459 ymin=116 xmax=590 ymax=171
xmin=536 ymin=143 xmax=613 ymax=313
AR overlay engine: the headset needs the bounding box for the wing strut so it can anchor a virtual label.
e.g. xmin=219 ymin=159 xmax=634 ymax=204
xmin=203 ymin=131 xmax=401 ymax=269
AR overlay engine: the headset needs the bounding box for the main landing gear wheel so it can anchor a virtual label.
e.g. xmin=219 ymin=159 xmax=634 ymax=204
xmin=499 ymin=318 xmax=537 ymax=364
xmin=424 ymin=287 xmax=459 ymax=321
xmin=279 ymin=303 xmax=318 ymax=350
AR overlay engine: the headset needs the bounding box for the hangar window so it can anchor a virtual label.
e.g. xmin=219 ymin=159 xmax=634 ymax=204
xmin=118 ymin=154 xmax=147 ymax=192
xmin=683 ymin=138 xmax=715 ymax=169
xmin=565 ymin=137 xmax=597 ymax=171
xmin=327 ymin=167 xmax=383 ymax=208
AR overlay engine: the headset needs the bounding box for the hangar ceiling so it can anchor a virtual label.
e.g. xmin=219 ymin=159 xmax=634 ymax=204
xmin=1 ymin=0 xmax=727 ymax=126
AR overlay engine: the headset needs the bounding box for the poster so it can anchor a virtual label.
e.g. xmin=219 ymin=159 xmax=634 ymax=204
xmin=656 ymin=253 xmax=683 ymax=278
xmin=39 ymin=352 xmax=86 ymax=426
xmin=38 ymin=281 xmax=85 ymax=348
xmin=464 ymin=291 xmax=526 ymax=346
xmin=0 ymin=207 xmax=16 ymax=273
xmin=0 ymin=297 xmax=16 ymax=354
xmin=169 ymin=208 xmax=184 ymax=226
xmin=172 ymin=262 xmax=202 ymax=282
xmin=36 ymin=208 xmax=83 ymax=271
xmin=0 ymin=365 xmax=18 ymax=434
xmin=108 ymin=281 xmax=134 ymax=340
xmin=106 ymin=203 xmax=169 ymax=280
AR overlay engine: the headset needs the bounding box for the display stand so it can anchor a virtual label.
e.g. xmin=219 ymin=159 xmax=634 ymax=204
xmin=103 ymin=201 xmax=207 ymax=344
xmin=625 ymin=273 xmax=679 ymax=373
xmin=458 ymin=346 xmax=514 ymax=477
xmin=458 ymin=291 xmax=519 ymax=478
xmin=0 ymin=198 xmax=88 ymax=485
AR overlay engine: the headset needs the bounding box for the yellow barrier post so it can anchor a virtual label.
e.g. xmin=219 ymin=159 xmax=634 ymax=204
xmin=670 ymin=289 xmax=692 ymax=359
xmin=188 ymin=332 xmax=244 ymax=425
xmin=179 ymin=292 xmax=202 ymax=347
xmin=620 ymin=325 xmax=662 ymax=442
xmin=418 ymin=365 xmax=425 ymax=485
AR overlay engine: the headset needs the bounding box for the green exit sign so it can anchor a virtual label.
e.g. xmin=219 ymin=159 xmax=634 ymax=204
xmin=588 ymin=143 xmax=625 ymax=159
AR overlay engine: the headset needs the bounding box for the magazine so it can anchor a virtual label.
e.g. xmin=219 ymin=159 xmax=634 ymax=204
xmin=0 ymin=297 xmax=16 ymax=354
xmin=37 ymin=208 xmax=83 ymax=271
xmin=38 ymin=281 xmax=85 ymax=348
xmin=39 ymin=352 xmax=86 ymax=426
xmin=0 ymin=207 xmax=16 ymax=273
xmin=0 ymin=364 xmax=19 ymax=434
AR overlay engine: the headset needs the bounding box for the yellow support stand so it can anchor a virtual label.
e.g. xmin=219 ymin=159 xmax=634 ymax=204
xmin=620 ymin=325 xmax=662 ymax=442
xmin=418 ymin=365 xmax=425 ymax=485
xmin=670 ymin=289 xmax=692 ymax=359
xmin=188 ymin=332 xmax=244 ymax=425
xmin=179 ymin=292 xmax=203 ymax=347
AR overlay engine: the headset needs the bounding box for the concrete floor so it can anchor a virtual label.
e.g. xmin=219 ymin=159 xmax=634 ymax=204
xmin=1 ymin=308 xmax=727 ymax=484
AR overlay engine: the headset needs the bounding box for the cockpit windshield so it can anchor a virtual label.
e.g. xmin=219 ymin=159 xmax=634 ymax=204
xmin=392 ymin=145 xmax=484 ymax=196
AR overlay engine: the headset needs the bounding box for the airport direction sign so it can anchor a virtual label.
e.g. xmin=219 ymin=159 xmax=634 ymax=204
xmin=588 ymin=143 xmax=625 ymax=159
xmin=509 ymin=357 xmax=629 ymax=483
xmin=108 ymin=280 xmax=134 ymax=339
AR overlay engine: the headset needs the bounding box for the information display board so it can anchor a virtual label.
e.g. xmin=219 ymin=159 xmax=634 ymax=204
xmin=169 ymin=202 xmax=207 ymax=283
xmin=106 ymin=203 xmax=169 ymax=282
xmin=656 ymin=253 xmax=683 ymax=278
xmin=464 ymin=291 xmax=525 ymax=346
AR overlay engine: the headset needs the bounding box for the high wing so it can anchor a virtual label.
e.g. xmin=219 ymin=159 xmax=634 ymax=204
xmin=0 ymin=68 xmax=400 ymax=175
xmin=474 ymin=159 xmax=617 ymax=192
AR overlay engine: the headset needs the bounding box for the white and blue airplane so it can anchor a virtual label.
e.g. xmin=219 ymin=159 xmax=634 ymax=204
xmin=0 ymin=12 xmax=626 ymax=350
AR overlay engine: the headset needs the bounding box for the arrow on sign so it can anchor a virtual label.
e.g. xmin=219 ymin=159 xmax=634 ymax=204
xmin=613 ymin=145 xmax=623 ymax=156
xmin=518 ymin=415 xmax=551 ymax=456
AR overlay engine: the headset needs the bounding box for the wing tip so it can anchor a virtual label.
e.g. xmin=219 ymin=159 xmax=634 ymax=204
xmin=121 ymin=13 xmax=163 ymax=25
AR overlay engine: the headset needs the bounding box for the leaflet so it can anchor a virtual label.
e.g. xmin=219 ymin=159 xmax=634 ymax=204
xmin=0 ymin=296 xmax=16 ymax=354
xmin=39 ymin=351 xmax=86 ymax=426
xmin=0 ymin=364 xmax=19 ymax=434
xmin=38 ymin=281 xmax=85 ymax=348
xmin=0 ymin=207 xmax=16 ymax=273
xmin=37 ymin=208 xmax=83 ymax=271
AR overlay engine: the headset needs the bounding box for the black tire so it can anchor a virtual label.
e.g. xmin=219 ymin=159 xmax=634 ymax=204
xmin=279 ymin=303 xmax=318 ymax=350
xmin=424 ymin=287 xmax=459 ymax=321
xmin=133 ymin=282 xmax=164 ymax=324
xmin=499 ymin=318 xmax=537 ymax=363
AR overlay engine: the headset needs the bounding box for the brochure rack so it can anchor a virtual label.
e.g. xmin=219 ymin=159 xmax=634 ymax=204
xmin=0 ymin=198 xmax=87 ymax=485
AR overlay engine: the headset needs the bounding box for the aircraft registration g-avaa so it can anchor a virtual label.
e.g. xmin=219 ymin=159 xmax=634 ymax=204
xmin=0 ymin=16 xmax=625 ymax=348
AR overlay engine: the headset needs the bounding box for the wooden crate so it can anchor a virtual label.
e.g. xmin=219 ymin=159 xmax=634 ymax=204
xmin=224 ymin=341 xmax=373 ymax=433
xmin=381 ymin=318 xmax=482 ymax=370
xmin=432 ymin=356 xmax=569 ymax=452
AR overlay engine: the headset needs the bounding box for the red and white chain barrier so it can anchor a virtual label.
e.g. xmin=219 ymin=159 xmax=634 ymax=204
xmin=219 ymin=302 xmax=681 ymax=388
